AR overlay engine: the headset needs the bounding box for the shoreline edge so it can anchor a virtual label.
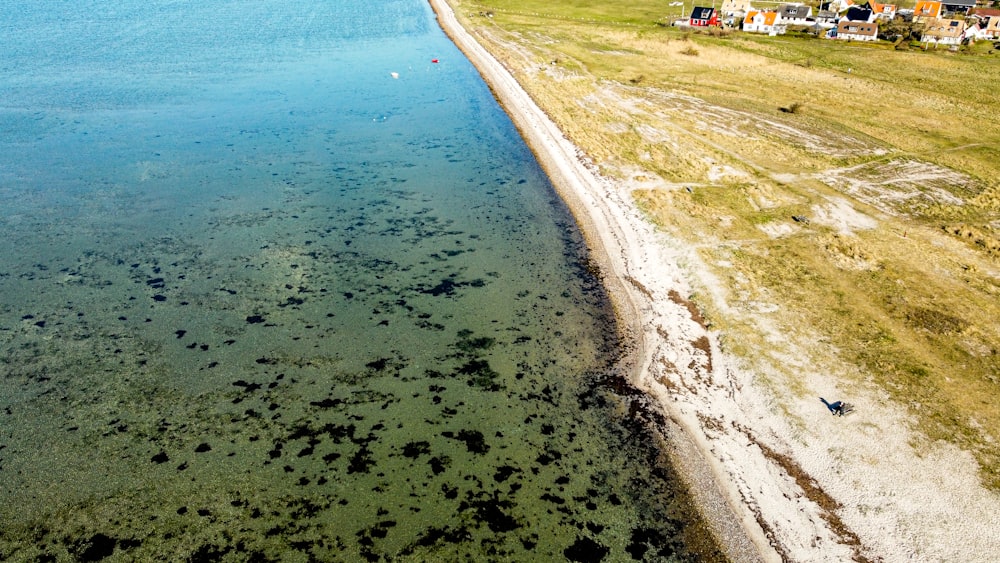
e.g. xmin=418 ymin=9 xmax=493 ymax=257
xmin=426 ymin=1 xmax=773 ymax=560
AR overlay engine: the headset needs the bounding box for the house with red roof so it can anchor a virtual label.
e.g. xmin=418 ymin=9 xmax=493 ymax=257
xmin=912 ymin=0 xmax=943 ymax=22
xmin=867 ymin=1 xmax=897 ymax=20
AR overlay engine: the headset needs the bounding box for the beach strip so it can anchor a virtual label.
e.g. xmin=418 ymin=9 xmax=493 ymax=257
xmin=426 ymin=1 xmax=775 ymax=560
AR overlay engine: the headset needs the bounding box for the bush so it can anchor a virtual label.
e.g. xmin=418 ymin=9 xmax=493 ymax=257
xmin=780 ymin=101 xmax=804 ymax=113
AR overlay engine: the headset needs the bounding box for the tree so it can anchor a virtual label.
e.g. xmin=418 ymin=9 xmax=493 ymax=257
xmin=879 ymin=16 xmax=923 ymax=43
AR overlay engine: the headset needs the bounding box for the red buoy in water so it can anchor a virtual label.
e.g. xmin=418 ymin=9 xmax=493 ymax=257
xmin=431 ymin=59 xmax=439 ymax=63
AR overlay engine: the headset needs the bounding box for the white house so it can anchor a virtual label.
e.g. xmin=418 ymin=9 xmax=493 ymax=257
xmin=778 ymin=3 xmax=813 ymax=25
xmin=836 ymin=19 xmax=879 ymax=40
xmin=743 ymin=11 xmax=787 ymax=34
xmin=920 ymin=17 xmax=967 ymax=45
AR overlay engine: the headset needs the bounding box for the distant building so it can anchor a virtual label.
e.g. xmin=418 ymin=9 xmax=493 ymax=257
xmin=778 ymin=3 xmax=814 ymax=25
xmin=941 ymin=0 xmax=975 ymax=16
xmin=983 ymin=16 xmax=1000 ymax=39
xmin=912 ymin=0 xmax=943 ymax=22
xmin=815 ymin=9 xmax=840 ymax=26
xmin=822 ymin=0 xmax=856 ymax=13
xmin=689 ymin=7 xmax=720 ymax=26
xmin=836 ymin=19 xmax=879 ymax=40
xmin=969 ymin=7 xmax=1000 ymax=21
xmin=743 ymin=11 xmax=786 ymax=35
xmin=920 ymin=17 xmax=966 ymax=44
xmin=866 ymin=1 xmax=897 ymax=20
xmin=720 ymin=0 xmax=754 ymax=19
xmin=844 ymin=6 xmax=877 ymax=22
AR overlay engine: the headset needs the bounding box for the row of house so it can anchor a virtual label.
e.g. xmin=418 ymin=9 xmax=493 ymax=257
xmin=680 ymin=1 xmax=1000 ymax=44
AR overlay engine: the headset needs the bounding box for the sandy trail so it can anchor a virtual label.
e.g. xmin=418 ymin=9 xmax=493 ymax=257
xmin=428 ymin=1 xmax=1000 ymax=561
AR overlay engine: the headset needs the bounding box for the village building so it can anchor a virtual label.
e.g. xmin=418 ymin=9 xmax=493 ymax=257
xmin=969 ymin=6 xmax=1000 ymax=22
xmin=720 ymin=0 xmax=754 ymax=19
xmin=866 ymin=1 xmax=898 ymax=20
xmin=982 ymin=16 xmax=1000 ymax=39
xmin=941 ymin=0 xmax=976 ymax=16
xmin=920 ymin=17 xmax=967 ymax=44
xmin=777 ymin=3 xmax=814 ymax=25
xmin=844 ymin=6 xmax=877 ymax=22
xmin=743 ymin=11 xmax=786 ymax=34
xmin=814 ymin=8 xmax=840 ymax=25
xmin=689 ymin=6 xmax=720 ymax=26
xmin=836 ymin=19 xmax=880 ymax=40
xmin=912 ymin=0 xmax=943 ymax=21
xmin=821 ymin=0 xmax=856 ymax=14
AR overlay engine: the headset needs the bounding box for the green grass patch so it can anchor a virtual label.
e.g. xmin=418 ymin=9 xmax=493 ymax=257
xmin=451 ymin=0 xmax=1000 ymax=490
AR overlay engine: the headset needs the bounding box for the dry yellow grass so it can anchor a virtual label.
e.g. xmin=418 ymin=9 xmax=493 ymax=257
xmin=451 ymin=1 xmax=1000 ymax=489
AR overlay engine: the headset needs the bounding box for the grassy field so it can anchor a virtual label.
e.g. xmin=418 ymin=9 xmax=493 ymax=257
xmin=447 ymin=0 xmax=1000 ymax=489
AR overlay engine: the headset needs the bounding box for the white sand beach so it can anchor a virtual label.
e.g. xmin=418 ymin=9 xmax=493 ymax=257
xmin=429 ymin=0 xmax=1000 ymax=561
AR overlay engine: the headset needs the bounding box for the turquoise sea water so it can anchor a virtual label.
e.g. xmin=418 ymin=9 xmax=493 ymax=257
xmin=0 ymin=1 xmax=722 ymax=560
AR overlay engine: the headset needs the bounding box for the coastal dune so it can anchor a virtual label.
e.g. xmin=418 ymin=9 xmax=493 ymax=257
xmin=429 ymin=0 xmax=1000 ymax=561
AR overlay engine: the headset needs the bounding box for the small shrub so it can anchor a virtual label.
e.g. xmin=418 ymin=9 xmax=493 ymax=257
xmin=680 ymin=45 xmax=700 ymax=56
xmin=779 ymin=101 xmax=804 ymax=113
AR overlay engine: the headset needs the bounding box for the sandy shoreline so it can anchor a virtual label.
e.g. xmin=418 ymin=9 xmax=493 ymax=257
xmin=427 ymin=1 xmax=770 ymax=559
xmin=428 ymin=1 xmax=1000 ymax=561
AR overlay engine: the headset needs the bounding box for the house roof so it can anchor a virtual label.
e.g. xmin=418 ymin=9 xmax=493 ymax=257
xmin=778 ymin=4 xmax=812 ymax=18
xmin=822 ymin=0 xmax=855 ymax=10
xmin=837 ymin=20 xmax=879 ymax=35
xmin=867 ymin=1 xmax=897 ymax=14
xmin=921 ymin=17 xmax=966 ymax=37
xmin=744 ymin=11 xmax=780 ymax=25
xmin=845 ymin=6 xmax=874 ymax=20
xmin=721 ymin=0 xmax=754 ymax=12
xmin=942 ymin=0 xmax=975 ymax=7
xmin=913 ymin=1 xmax=942 ymax=17
xmin=970 ymin=8 xmax=1000 ymax=18
xmin=690 ymin=7 xmax=717 ymax=19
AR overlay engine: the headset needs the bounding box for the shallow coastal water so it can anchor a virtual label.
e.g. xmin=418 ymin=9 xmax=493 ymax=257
xmin=0 ymin=1 xmax=722 ymax=560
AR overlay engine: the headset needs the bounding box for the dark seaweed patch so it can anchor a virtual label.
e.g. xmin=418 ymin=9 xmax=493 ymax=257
xmin=442 ymin=429 xmax=488 ymax=454
xmin=421 ymin=278 xmax=460 ymax=297
xmin=347 ymin=446 xmax=375 ymax=474
xmin=150 ymin=451 xmax=169 ymax=464
xmin=626 ymin=526 xmax=675 ymax=560
xmin=535 ymin=450 xmax=561 ymax=466
xmin=428 ymin=456 xmax=449 ymax=475
xmin=464 ymin=493 xmax=520 ymax=533
xmin=540 ymin=493 xmax=565 ymax=505
xmin=73 ymin=533 xmax=118 ymax=562
xmin=246 ymin=315 xmax=266 ymax=324
xmin=309 ymin=398 xmax=342 ymax=409
xmin=564 ymin=536 xmax=609 ymax=563
xmin=455 ymin=335 xmax=495 ymax=353
xmin=493 ymin=465 xmax=520 ymax=483
xmin=400 ymin=525 xmax=473 ymax=555
xmin=189 ymin=543 xmax=231 ymax=562
xmin=402 ymin=441 xmax=431 ymax=459
xmin=456 ymin=359 xmax=500 ymax=390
